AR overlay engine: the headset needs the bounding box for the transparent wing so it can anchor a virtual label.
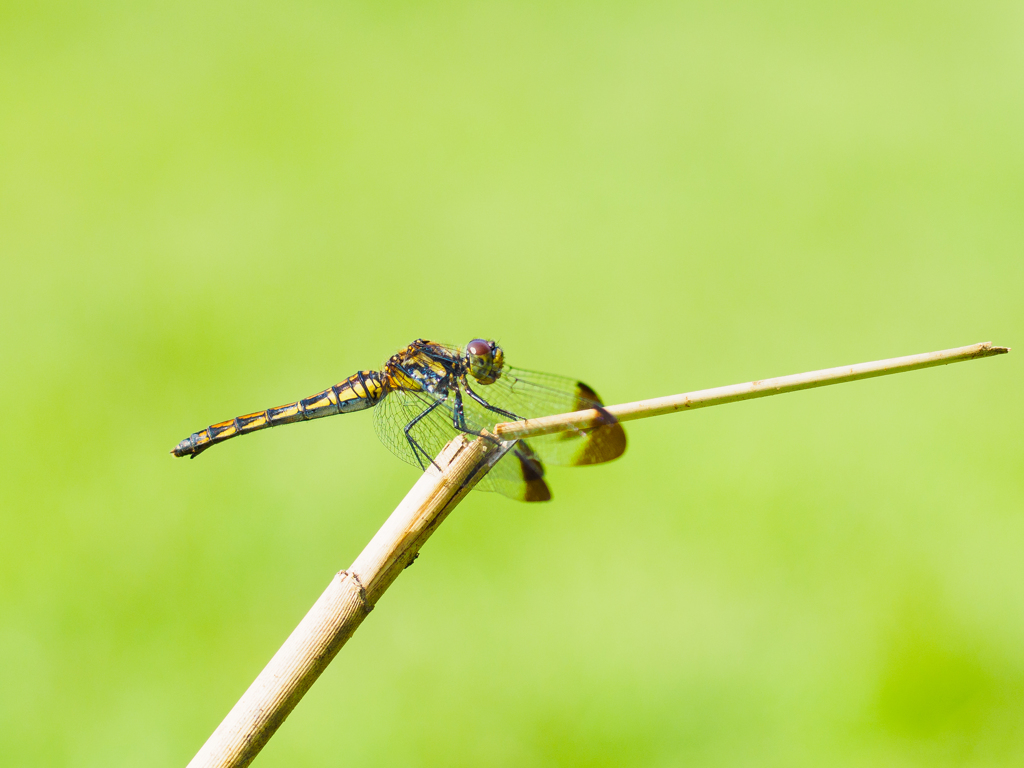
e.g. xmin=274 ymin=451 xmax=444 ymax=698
xmin=373 ymin=387 xmax=552 ymax=501
xmin=460 ymin=366 xmax=627 ymax=468
xmin=373 ymin=387 xmax=458 ymax=471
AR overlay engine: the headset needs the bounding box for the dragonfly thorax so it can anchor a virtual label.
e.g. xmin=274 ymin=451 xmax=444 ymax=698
xmin=383 ymin=341 xmax=455 ymax=395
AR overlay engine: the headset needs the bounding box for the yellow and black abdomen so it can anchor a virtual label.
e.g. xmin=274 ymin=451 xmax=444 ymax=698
xmin=171 ymin=371 xmax=386 ymax=458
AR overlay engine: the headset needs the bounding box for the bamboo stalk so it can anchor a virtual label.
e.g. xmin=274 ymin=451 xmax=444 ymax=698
xmin=187 ymin=434 xmax=514 ymax=768
xmin=186 ymin=340 xmax=1007 ymax=768
xmin=495 ymin=341 xmax=1009 ymax=441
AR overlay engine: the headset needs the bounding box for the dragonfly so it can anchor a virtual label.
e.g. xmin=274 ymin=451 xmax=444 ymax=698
xmin=172 ymin=339 xmax=626 ymax=501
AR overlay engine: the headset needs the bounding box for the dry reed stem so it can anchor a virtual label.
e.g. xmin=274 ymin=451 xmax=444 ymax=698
xmin=495 ymin=341 xmax=1009 ymax=441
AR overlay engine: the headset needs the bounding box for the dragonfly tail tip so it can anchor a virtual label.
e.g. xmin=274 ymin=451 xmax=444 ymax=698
xmin=170 ymin=439 xmax=192 ymax=458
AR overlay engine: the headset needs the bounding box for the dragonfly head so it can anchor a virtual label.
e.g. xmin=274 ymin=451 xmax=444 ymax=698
xmin=466 ymin=338 xmax=504 ymax=385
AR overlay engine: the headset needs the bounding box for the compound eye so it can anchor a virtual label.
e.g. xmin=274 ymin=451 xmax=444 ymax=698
xmin=467 ymin=339 xmax=491 ymax=357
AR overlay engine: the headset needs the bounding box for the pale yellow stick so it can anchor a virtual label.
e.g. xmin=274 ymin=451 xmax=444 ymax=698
xmin=187 ymin=434 xmax=513 ymax=768
xmin=495 ymin=341 xmax=1009 ymax=440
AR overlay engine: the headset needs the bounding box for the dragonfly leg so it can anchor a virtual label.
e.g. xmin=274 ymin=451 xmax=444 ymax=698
xmin=451 ymin=387 xmax=502 ymax=447
xmin=452 ymin=386 xmax=467 ymax=431
xmin=403 ymin=394 xmax=448 ymax=472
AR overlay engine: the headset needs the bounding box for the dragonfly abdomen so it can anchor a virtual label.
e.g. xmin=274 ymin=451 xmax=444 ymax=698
xmin=171 ymin=370 xmax=385 ymax=458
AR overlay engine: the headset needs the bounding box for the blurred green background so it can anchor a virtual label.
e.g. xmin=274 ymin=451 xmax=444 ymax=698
xmin=1 ymin=1 xmax=1021 ymax=765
